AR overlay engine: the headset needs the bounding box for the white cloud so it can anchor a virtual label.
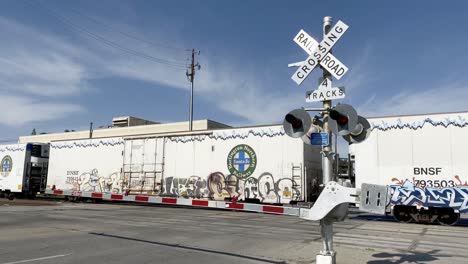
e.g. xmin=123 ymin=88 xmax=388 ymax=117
xmin=0 ymin=54 xmax=87 ymax=97
xmin=103 ymin=46 xmax=300 ymax=125
xmin=107 ymin=59 xmax=188 ymax=90
xmin=0 ymin=16 xmax=90 ymax=127
xmin=0 ymin=17 xmax=90 ymax=97
xmin=0 ymin=95 xmax=82 ymax=126
xmin=0 ymin=13 xmax=303 ymax=127
xmin=357 ymin=83 xmax=468 ymax=117
xmin=336 ymin=43 xmax=376 ymax=105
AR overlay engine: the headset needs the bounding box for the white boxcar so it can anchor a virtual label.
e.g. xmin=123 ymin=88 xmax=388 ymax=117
xmin=350 ymin=111 xmax=468 ymax=224
xmin=0 ymin=143 xmax=49 ymax=199
xmin=47 ymin=125 xmax=322 ymax=204
xmin=47 ymin=137 xmax=125 ymax=194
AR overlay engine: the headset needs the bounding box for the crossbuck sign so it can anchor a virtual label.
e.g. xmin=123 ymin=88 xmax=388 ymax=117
xmin=305 ymin=77 xmax=345 ymax=102
xmin=291 ymin=21 xmax=349 ymax=85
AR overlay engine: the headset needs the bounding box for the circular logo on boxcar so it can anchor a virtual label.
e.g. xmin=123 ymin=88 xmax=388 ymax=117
xmin=227 ymin=144 xmax=257 ymax=179
xmin=1 ymin=155 xmax=12 ymax=177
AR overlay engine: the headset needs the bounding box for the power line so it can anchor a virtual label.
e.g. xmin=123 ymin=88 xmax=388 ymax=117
xmin=60 ymin=5 xmax=190 ymax=53
xmin=27 ymin=0 xmax=188 ymax=69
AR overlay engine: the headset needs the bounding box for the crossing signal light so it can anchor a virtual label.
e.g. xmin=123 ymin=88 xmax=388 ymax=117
xmin=328 ymin=104 xmax=371 ymax=144
xmin=283 ymin=110 xmax=325 ymax=145
xmin=328 ymin=104 xmax=357 ymax=136
xmin=285 ymin=114 xmax=303 ymax=129
xmin=283 ymin=104 xmax=371 ymax=144
xmin=343 ymin=116 xmax=371 ymax=144
xmin=283 ymin=109 xmax=311 ymax=138
xmin=329 ymin=110 xmax=348 ymax=125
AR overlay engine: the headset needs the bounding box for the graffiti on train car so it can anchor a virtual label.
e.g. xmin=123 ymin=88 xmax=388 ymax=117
xmin=161 ymin=172 xmax=300 ymax=204
xmin=390 ymin=177 xmax=468 ymax=213
xmin=63 ymin=169 xmax=300 ymax=203
xmin=162 ymin=176 xmax=206 ymax=198
xmin=66 ymin=169 xmax=123 ymax=194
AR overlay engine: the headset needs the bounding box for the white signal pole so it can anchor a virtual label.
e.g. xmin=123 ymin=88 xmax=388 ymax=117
xmin=318 ymin=16 xmax=336 ymax=264
xmin=287 ymin=16 xmax=382 ymax=264
xmin=322 ymin=16 xmax=334 ymax=188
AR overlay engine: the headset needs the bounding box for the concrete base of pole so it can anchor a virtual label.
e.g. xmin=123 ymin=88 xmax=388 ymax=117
xmin=316 ymin=253 xmax=336 ymax=264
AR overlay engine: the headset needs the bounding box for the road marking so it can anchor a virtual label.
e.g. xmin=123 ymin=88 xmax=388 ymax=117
xmin=0 ymin=254 xmax=70 ymax=264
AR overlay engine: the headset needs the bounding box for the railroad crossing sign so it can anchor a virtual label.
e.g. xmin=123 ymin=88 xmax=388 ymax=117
xmin=306 ymin=77 xmax=346 ymax=102
xmin=306 ymin=87 xmax=345 ymax=102
xmin=318 ymin=76 xmax=332 ymax=89
xmin=293 ymin=29 xmax=319 ymax=55
xmin=291 ymin=20 xmax=349 ymax=85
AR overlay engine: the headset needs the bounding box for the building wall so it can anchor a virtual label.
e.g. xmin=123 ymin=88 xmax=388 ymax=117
xmin=19 ymin=120 xmax=231 ymax=144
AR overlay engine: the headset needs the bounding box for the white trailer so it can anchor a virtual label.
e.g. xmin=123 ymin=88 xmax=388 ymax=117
xmin=0 ymin=143 xmax=49 ymax=199
xmin=47 ymin=125 xmax=322 ymax=204
xmin=46 ymin=138 xmax=125 ymax=195
xmin=350 ymin=111 xmax=468 ymax=225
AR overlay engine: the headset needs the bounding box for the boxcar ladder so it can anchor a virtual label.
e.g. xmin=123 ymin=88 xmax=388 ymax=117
xmin=292 ymin=164 xmax=303 ymax=201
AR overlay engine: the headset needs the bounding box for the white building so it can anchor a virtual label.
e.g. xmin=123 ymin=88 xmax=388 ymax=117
xmin=19 ymin=117 xmax=230 ymax=144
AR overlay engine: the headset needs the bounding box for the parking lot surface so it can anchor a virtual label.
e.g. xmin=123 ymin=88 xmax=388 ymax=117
xmin=1 ymin=199 xmax=467 ymax=264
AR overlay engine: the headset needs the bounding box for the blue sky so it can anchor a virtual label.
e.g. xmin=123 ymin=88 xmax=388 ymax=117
xmin=0 ymin=0 xmax=468 ymax=140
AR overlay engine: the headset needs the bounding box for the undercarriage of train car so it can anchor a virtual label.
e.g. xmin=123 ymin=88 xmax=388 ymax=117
xmin=392 ymin=205 xmax=460 ymax=225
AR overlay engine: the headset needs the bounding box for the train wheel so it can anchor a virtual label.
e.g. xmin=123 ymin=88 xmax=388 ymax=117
xmin=437 ymin=212 xmax=460 ymax=226
xmin=392 ymin=206 xmax=413 ymax=223
xmin=7 ymin=193 xmax=14 ymax=200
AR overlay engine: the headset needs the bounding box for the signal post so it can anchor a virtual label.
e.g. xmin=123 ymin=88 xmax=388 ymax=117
xmin=284 ymin=16 xmax=382 ymax=264
xmin=319 ymin=17 xmax=336 ymax=261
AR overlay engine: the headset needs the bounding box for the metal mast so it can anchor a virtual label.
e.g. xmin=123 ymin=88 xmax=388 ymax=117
xmin=187 ymin=48 xmax=200 ymax=131
xmin=319 ymin=16 xmax=336 ymax=262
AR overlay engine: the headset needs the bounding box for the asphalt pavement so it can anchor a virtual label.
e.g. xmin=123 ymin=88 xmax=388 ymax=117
xmin=0 ymin=199 xmax=467 ymax=264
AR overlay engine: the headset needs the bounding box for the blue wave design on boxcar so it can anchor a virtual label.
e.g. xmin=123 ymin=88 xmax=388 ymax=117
xmin=390 ymin=180 xmax=468 ymax=213
xmin=0 ymin=145 xmax=26 ymax=152
xmin=51 ymin=139 xmax=124 ymax=149
xmin=49 ymin=128 xmax=285 ymax=145
xmin=372 ymin=116 xmax=468 ymax=131
xmin=169 ymin=128 xmax=285 ymax=143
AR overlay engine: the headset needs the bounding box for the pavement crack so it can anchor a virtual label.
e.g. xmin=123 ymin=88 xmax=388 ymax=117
xmin=408 ymin=227 xmax=427 ymax=251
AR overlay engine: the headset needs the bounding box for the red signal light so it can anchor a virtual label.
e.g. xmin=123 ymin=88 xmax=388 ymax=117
xmin=285 ymin=114 xmax=303 ymax=129
xmin=337 ymin=116 xmax=348 ymax=125
xmin=329 ymin=110 xmax=348 ymax=125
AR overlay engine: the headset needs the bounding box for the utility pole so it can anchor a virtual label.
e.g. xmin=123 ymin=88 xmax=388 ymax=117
xmin=89 ymin=122 xmax=93 ymax=139
xmin=186 ymin=48 xmax=200 ymax=131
